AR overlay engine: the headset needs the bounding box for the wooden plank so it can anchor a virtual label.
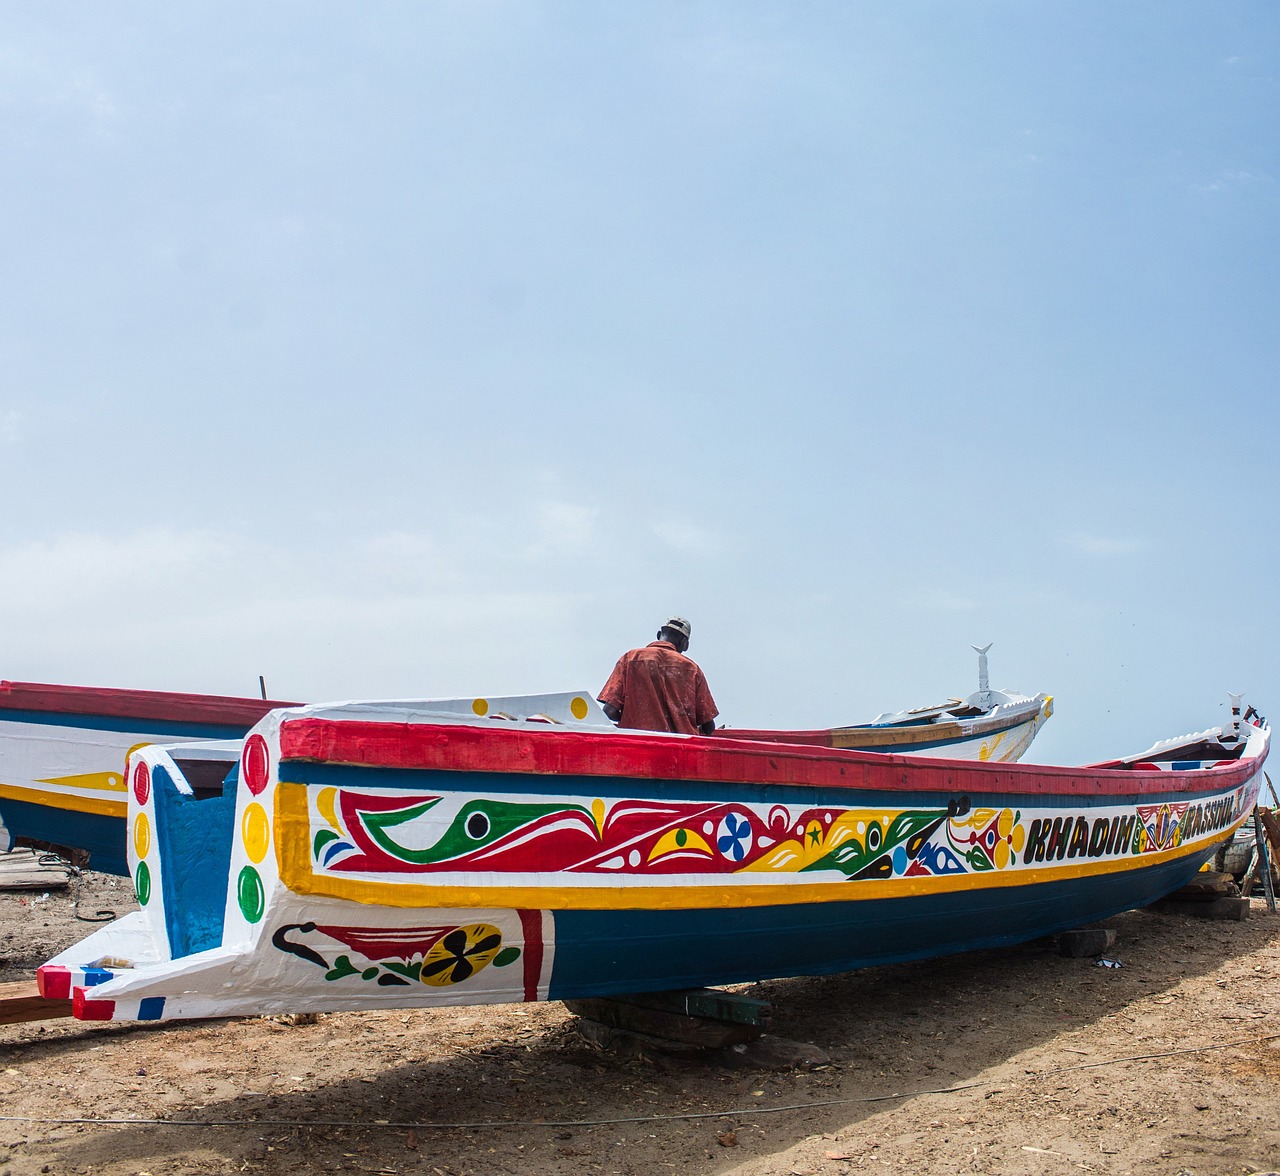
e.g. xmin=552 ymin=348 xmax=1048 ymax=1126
xmin=0 ymin=849 xmax=70 ymax=892
xmin=0 ymin=980 xmax=72 ymax=1025
xmin=1258 ymin=809 xmax=1280 ymax=862
xmin=1242 ymin=847 xmax=1260 ymax=897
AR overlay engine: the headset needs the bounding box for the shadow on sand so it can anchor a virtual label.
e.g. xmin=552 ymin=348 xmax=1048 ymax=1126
xmin=17 ymin=903 xmax=1277 ymax=1174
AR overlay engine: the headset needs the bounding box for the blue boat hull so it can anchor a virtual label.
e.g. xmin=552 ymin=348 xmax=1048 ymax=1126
xmin=547 ymin=843 xmax=1214 ymax=998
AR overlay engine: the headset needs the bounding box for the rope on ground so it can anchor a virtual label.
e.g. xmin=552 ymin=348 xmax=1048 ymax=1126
xmin=1 ymin=1033 xmax=1275 ymax=1132
xmin=66 ymin=866 xmax=115 ymax=923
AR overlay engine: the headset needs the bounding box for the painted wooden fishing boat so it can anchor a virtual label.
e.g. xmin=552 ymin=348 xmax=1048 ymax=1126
xmin=0 ymin=681 xmax=291 ymax=875
xmin=0 ymin=653 xmax=1048 ymax=875
xmin=721 ymin=645 xmax=1051 ymax=760
xmin=39 ymin=690 xmax=1267 ymax=1023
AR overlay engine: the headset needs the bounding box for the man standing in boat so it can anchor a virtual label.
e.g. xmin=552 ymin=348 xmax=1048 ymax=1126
xmin=598 ymin=617 xmax=719 ymax=736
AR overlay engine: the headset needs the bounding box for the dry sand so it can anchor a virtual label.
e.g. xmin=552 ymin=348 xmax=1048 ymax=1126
xmin=3 ymin=870 xmax=1280 ymax=1176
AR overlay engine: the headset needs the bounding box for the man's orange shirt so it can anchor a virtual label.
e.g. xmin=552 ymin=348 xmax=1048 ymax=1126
xmin=598 ymin=640 xmax=718 ymax=736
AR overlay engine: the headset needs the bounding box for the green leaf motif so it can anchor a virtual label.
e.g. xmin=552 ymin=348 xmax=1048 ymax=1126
xmin=325 ymin=954 xmax=359 ymax=981
xmin=803 ymin=810 xmax=947 ymax=877
xmin=361 ymin=797 xmax=592 ymax=865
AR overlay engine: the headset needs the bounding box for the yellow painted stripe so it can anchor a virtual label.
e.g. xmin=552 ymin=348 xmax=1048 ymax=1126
xmin=273 ymin=782 xmax=1245 ymax=912
xmin=0 ymin=782 xmax=127 ymax=818
xmin=34 ymin=771 xmax=127 ymax=794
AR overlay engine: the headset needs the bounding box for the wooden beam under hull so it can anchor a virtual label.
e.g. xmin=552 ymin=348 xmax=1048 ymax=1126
xmin=0 ymin=979 xmax=71 ymax=1025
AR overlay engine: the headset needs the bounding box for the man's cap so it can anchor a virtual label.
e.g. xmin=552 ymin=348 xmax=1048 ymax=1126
xmin=661 ymin=616 xmax=692 ymax=640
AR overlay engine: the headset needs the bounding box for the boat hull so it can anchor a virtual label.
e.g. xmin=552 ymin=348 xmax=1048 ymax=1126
xmin=720 ymin=693 xmax=1053 ymax=761
xmin=546 ymin=846 xmax=1215 ymax=997
xmin=39 ymin=695 xmax=1267 ymax=1023
xmin=0 ymin=683 xmax=288 ymax=874
xmin=41 ymin=844 xmax=1221 ymax=1023
xmin=1 ymin=684 xmax=1047 ymax=874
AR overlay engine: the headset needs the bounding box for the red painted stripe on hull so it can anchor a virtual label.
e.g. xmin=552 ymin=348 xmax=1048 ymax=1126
xmin=278 ymin=719 xmax=1265 ymax=799
xmin=518 ymin=909 xmax=544 ymax=1002
xmin=0 ymin=681 xmax=294 ymax=727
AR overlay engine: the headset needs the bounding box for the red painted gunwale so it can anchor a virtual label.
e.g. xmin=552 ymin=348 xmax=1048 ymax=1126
xmin=0 ymin=680 xmax=294 ymax=728
xmin=278 ymin=718 xmax=1268 ymax=799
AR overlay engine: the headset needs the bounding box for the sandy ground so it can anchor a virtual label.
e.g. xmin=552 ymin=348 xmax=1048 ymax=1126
xmin=3 ymin=871 xmax=1280 ymax=1176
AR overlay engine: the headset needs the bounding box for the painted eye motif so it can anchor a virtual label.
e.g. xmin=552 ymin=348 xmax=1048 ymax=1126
xmin=465 ymin=811 xmax=491 ymax=840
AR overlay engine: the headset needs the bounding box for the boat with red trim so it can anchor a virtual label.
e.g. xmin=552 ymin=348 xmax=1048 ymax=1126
xmin=38 ymin=690 xmax=1267 ymax=1023
xmin=0 ymin=651 xmax=1047 ymax=876
xmin=719 ymin=645 xmax=1051 ymax=760
xmin=0 ymin=681 xmax=291 ymax=875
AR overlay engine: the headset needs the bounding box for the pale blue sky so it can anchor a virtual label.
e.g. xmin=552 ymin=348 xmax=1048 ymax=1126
xmin=1 ymin=3 xmax=1276 ymax=763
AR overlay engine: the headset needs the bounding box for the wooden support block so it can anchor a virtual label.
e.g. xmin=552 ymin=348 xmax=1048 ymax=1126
xmin=571 ymin=1018 xmax=827 ymax=1069
xmin=1058 ymin=928 xmax=1117 ymax=958
xmin=608 ymin=987 xmax=772 ymax=1027
xmin=1173 ymin=871 xmax=1241 ymax=900
xmin=565 ymin=995 xmax=765 ymax=1047
xmin=572 ymin=1017 xmax=709 ymax=1059
xmin=0 ymin=979 xmax=72 ymax=1025
xmin=1150 ymin=896 xmax=1251 ymax=921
